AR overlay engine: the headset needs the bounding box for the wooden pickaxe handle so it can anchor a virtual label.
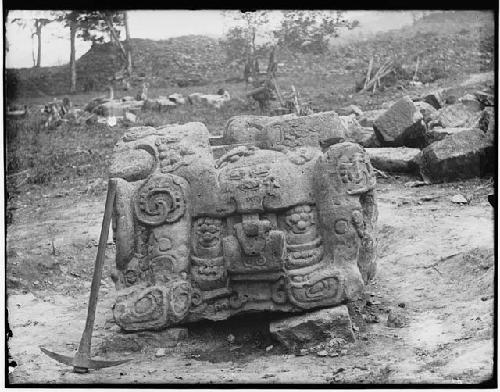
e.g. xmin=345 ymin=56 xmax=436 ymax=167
xmin=73 ymin=178 xmax=117 ymax=373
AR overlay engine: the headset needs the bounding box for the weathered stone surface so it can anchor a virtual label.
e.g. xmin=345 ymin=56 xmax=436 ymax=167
xmin=223 ymin=114 xmax=297 ymax=145
xmin=358 ymin=109 xmax=385 ymax=128
xmin=423 ymin=89 xmax=446 ymax=109
xmin=373 ymin=97 xmax=428 ymax=148
xmin=366 ymin=147 xmax=421 ymax=173
xmin=427 ymin=127 xmax=474 ymax=143
xmin=414 ymin=101 xmax=438 ymax=124
xmin=433 ymin=103 xmax=481 ymax=129
xmin=109 ymin=124 xmax=378 ymax=332
xmin=420 ymin=128 xmax=494 ymax=183
xmin=270 ymin=305 xmax=355 ymax=350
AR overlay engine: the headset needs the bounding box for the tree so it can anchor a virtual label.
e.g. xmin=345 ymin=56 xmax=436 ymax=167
xmin=56 ymin=11 xmax=127 ymax=92
xmin=274 ymin=11 xmax=359 ymax=54
xmin=11 ymin=12 xmax=56 ymax=67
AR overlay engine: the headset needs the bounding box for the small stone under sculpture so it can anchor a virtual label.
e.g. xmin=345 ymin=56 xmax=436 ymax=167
xmin=109 ymin=121 xmax=378 ymax=332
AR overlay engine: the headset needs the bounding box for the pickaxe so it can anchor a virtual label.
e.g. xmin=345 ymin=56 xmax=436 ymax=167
xmin=41 ymin=178 xmax=131 ymax=373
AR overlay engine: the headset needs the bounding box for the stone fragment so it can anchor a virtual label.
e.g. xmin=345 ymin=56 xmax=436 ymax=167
xmin=433 ymin=103 xmax=480 ymax=129
xmin=414 ymin=101 xmax=438 ymax=124
xmin=387 ymin=309 xmax=406 ymax=328
xmin=269 ymin=305 xmax=355 ymax=351
xmin=155 ymin=348 xmax=167 ymax=357
xmin=125 ymin=112 xmax=137 ymax=123
xmin=419 ymin=128 xmax=494 ymax=183
xmin=373 ymin=97 xmax=428 ymax=148
xmin=365 ymin=147 xmax=421 ymax=173
xmin=451 ymin=194 xmax=468 ymax=204
xmin=479 ymin=107 xmax=495 ymax=133
xmin=459 ymin=94 xmax=482 ymax=112
xmin=474 ymin=90 xmax=494 ymax=107
xmin=358 ymin=109 xmax=385 ymax=128
xmin=423 ymin=89 xmax=446 ymax=109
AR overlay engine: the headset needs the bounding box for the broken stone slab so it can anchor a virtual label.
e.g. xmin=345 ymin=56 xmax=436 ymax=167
xmin=358 ymin=109 xmax=385 ymax=128
xmin=419 ymin=128 xmax=494 ymax=183
xmin=365 ymin=147 xmax=421 ymax=173
xmin=423 ymin=89 xmax=446 ymax=109
xmin=270 ymin=305 xmax=355 ymax=351
xmin=373 ymin=97 xmax=428 ymax=148
xmin=414 ymin=101 xmax=438 ymax=124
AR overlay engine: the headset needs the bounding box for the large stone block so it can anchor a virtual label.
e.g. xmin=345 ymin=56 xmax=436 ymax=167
xmin=419 ymin=128 xmax=494 ymax=183
xmin=108 ymin=123 xmax=378 ymax=332
xmin=366 ymin=147 xmax=421 ymax=173
xmin=433 ymin=103 xmax=482 ymax=129
xmin=269 ymin=305 xmax=355 ymax=350
xmin=373 ymin=97 xmax=428 ymax=148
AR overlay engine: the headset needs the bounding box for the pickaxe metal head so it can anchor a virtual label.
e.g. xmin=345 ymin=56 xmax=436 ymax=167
xmin=40 ymin=347 xmax=131 ymax=373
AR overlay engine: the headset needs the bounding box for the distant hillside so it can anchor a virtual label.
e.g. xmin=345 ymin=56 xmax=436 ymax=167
xmin=6 ymin=11 xmax=494 ymax=99
xmin=6 ymin=35 xmax=230 ymax=98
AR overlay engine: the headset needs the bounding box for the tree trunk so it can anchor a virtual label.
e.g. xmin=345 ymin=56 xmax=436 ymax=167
xmin=124 ymin=11 xmax=132 ymax=77
xmin=105 ymin=15 xmax=127 ymax=61
xmin=70 ymin=21 xmax=77 ymax=93
xmin=36 ymin=21 xmax=42 ymax=67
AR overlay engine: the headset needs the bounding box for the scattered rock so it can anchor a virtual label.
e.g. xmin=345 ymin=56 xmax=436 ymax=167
xmin=227 ymin=334 xmax=235 ymax=344
xmin=387 ymin=309 xmax=406 ymax=328
xmin=423 ymin=89 xmax=446 ymax=109
xmin=419 ymin=128 xmax=494 ymax=183
xmin=451 ymin=194 xmax=468 ymax=204
xmin=155 ymin=348 xmax=167 ymax=357
xmin=459 ymin=93 xmax=482 ymax=112
xmin=479 ymin=107 xmax=495 ymax=133
xmin=474 ymin=90 xmax=494 ymax=107
xmin=265 ymin=345 xmax=273 ymax=352
xmin=366 ymin=147 xmax=421 ymax=173
xmin=125 ymin=112 xmax=137 ymax=123
xmin=433 ymin=103 xmax=481 ymax=129
xmin=373 ymin=97 xmax=428 ymax=148
xmin=317 ymin=350 xmax=328 ymax=357
xmin=270 ymin=305 xmax=355 ymax=351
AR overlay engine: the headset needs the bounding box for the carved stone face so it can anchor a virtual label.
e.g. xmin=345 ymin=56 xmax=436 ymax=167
xmin=220 ymin=163 xmax=279 ymax=212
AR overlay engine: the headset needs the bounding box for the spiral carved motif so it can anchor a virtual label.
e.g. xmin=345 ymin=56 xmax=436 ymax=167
xmin=134 ymin=174 xmax=186 ymax=226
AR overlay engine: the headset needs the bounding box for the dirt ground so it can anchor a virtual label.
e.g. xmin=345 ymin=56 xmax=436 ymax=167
xmin=6 ymin=174 xmax=494 ymax=385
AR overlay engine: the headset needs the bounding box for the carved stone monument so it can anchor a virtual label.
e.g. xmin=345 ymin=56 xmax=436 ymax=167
xmin=109 ymin=121 xmax=378 ymax=332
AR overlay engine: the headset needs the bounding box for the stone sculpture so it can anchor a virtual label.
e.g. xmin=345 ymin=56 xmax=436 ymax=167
xmin=109 ymin=121 xmax=378 ymax=332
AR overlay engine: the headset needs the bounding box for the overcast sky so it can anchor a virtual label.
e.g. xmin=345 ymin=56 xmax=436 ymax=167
xmin=5 ymin=10 xmax=415 ymax=68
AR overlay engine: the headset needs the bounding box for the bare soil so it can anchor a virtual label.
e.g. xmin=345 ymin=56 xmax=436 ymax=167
xmin=7 ymin=175 xmax=494 ymax=385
